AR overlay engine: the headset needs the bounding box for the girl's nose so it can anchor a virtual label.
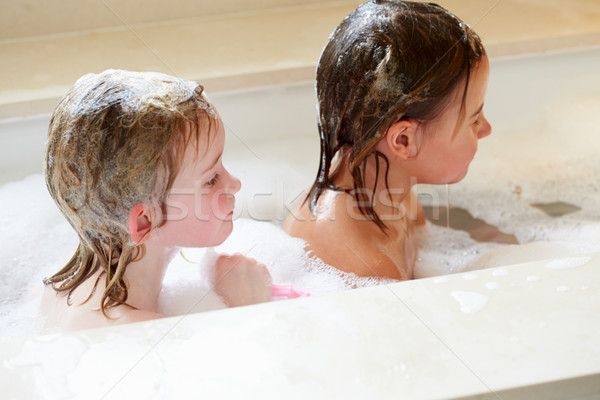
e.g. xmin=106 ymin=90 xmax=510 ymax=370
xmin=477 ymin=115 xmax=492 ymax=139
xmin=228 ymin=171 xmax=242 ymax=194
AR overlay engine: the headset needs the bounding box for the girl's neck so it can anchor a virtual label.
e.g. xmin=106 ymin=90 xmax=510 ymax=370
xmin=120 ymin=241 xmax=177 ymax=312
xmin=331 ymin=150 xmax=414 ymax=219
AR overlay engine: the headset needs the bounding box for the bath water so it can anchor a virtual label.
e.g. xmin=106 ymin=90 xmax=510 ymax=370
xmin=414 ymin=96 xmax=600 ymax=275
xmin=1 ymin=94 xmax=599 ymax=337
xmin=0 ymin=173 xmax=394 ymax=336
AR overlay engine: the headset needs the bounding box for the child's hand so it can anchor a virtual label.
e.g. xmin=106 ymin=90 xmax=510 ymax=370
xmin=213 ymin=254 xmax=272 ymax=307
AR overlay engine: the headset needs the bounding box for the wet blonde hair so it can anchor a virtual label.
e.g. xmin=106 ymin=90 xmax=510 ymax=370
xmin=44 ymin=69 xmax=214 ymax=316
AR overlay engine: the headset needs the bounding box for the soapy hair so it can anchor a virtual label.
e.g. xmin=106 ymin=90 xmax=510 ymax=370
xmin=44 ymin=69 xmax=214 ymax=317
xmin=308 ymin=0 xmax=485 ymax=230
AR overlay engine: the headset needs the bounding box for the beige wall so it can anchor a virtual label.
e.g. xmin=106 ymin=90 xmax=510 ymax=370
xmin=0 ymin=0 xmax=348 ymax=40
xmin=1 ymin=0 xmax=599 ymax=119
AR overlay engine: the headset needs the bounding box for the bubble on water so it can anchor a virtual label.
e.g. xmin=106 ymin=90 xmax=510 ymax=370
xmin=463 ymin=273 xmax=477 ymax=280
xmin=159 ymin=217 xmax=396 ymax=317
xmin=414 ymin=222 xmax=501 ymax=278
xmin=0 ymin=174 xmax=77 ymax=336
xmin=0 ymin=170 xmax=396 ymax=334
xmin=3 ymin=93 xmax=600 ymax=335
xmin=485 ymin=282 xmax=499 ymax=290
xmin=526 ymin=275 xmax=541 ymax=282
xmin=427 ymin=96 xmax=600 ymax=273
xmin=556 ymin=285 xmax=570 ymax=292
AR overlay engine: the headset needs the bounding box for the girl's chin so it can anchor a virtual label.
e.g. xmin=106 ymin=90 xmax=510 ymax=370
xmin=449 ymin=175 xmax=467 ymax=184
xmin=212 ymin=220 xmax=235 ymax=246
xmin=428 ymin=174 xmax=467 ymax=185
xmin=448 ymin=167 xmax=470 ymax=184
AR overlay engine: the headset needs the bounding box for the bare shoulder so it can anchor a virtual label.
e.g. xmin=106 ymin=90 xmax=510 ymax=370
xmin=284 ymin=191 xmax=411 ymax=280
xmin=282 ymin=190 xmax=314 ymax=234
xmin=296 ymin=210 xmax=406 ymax=279
xmin=319 ymin=227 xmax=405 ymax=279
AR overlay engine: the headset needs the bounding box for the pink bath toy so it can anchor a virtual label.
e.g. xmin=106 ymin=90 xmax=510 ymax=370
xmin=270 ymin=284 xmax=310 ymax=301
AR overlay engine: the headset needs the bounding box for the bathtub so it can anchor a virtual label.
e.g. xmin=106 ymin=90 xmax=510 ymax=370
xmin=1 ymin=46 xmax=600 ymax=399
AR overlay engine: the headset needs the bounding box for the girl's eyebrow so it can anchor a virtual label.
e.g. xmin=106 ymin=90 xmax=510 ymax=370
xmin=470 ymin=103 xmax=484 ymax=118
xmin=200 ymin=151 xmax=223 ymax=174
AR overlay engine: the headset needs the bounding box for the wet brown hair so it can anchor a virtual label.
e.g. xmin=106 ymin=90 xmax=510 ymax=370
xmin=308 ymin=0 xmax=485 ymax=230
xmin=44 ymin=69 xmax=214 ymax=317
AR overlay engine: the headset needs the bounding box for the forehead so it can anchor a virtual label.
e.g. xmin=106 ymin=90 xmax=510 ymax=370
xmin=180 ymin=113 xmax=223 ymax=168
xmin=422 ymin=56 xmax=489 ymax=137
xmin=442 ymin=55 xmax=489 ymax=114
xmin=466 ymin=56 xmax=489 ymax=104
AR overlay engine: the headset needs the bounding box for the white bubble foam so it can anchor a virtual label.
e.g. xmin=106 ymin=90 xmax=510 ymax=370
xmin=417 ymin=97 xmax=600 ymax=275
xmin=414 ymin=223 xmax=502 ymax=278
xmin=214 ymin=218 xmax=394 ymax=295
xmin=158 ymin=216 xmax=398 ymax=317
xmin=0 ymin=172 xmax=395 ymax=335
xmin=2 ymin=94 xmax=600 ymax=335
xmin=0 ymin=174 xmax=77 ymax=336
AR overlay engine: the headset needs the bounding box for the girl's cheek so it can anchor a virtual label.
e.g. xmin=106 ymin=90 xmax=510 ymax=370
xmin=214 ymin=192 xmax=231 ymax=218
xmin=198 ymin=192 xmax=216 ymax=221
xmin=164 ymin=194 xmax=189 ymax=222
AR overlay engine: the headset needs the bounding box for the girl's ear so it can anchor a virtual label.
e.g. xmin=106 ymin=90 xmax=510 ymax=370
xmin=384 ymin=119 xmax=421 ymax=160
xmin=129 ymin=204 xmax=152 ymax=243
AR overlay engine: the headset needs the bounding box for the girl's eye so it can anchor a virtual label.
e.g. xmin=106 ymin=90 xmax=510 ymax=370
xmin=205 ymin=174 xmax=220 ymax=187
xmin=472 ymin=118 xmax=480 ymax=126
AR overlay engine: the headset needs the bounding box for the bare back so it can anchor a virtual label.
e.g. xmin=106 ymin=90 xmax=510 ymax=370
xmin=283 ymin=189 xmax=424 ymax=280
xmin=40 ymin=270 xmax=162 ymax=332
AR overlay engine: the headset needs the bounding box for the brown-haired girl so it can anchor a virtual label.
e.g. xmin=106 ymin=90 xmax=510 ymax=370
xmin=41 ymin=70 xmax=274 ymax=331
xmin=283 ymin=1 xmax=492 ymax=280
